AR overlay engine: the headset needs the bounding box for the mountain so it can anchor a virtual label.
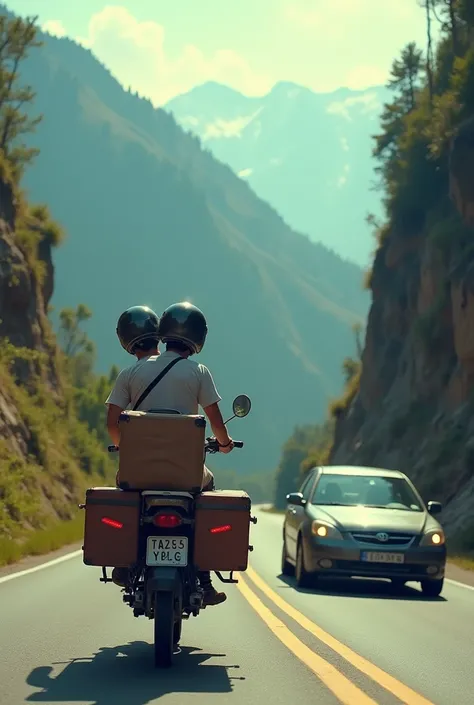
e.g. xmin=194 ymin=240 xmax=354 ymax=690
xmin=165 ymin=81 xmax=391 ymax=267
xmin=16 ymin=25 xmax=369 ymax=474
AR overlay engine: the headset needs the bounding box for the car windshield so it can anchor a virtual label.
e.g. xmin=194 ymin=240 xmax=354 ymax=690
xmin=311 ymin=474 xmax=423 ymax=512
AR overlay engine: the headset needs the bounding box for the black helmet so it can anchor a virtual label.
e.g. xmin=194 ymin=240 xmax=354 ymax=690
xmin=157 ymin=301 xmax=207 ymax=355
xmin=116 ymin=305 xmax=160 ymax=354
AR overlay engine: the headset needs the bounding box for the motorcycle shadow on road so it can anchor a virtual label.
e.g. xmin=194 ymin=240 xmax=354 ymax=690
xmin=25 ymin=641 xmax=243 ymax=705
xmin=276 ymin=574 xmax=447 ymax=602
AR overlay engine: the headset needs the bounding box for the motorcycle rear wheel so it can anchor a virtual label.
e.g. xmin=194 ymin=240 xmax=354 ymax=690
xmin=153 ymin=591 xmax=175 ymax=668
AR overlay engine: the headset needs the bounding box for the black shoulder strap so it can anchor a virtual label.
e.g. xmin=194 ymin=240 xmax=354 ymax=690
xmin=132 ymin=356 xmax=185 ymax=411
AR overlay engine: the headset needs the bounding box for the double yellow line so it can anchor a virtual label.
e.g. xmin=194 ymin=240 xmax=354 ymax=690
xmin=237 ymin=566 xmax=435 ymax=705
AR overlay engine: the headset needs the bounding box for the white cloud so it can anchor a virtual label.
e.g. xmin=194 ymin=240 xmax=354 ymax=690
xmin=340 ymin=137 xmax=349 ymax=152
xmin=71 ymin=5 xmax=271 ymax=105
xmin=283 ymin=1 xmax=429 ymax=92
xmin=269 ymin=157 xmax=283 ymax=166
xmin=238 ymin=168 xmax=253 ymax=179
xmin=42 ymin=20 xmax=66 ymax=38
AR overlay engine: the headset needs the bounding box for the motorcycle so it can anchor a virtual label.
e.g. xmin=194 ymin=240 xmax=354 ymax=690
xmin=81 ymin=394 xmax=254 ymax=668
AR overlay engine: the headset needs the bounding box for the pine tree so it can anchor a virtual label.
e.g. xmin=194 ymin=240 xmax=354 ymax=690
xmin=0 ymin=14 xmax=42 ymax=179
xmin=388 ymin=42 xmax=424 ymax=111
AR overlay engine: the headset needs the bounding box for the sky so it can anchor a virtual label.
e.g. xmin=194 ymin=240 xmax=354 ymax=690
xmin=7 ymin=0 xmax=435 ymax=105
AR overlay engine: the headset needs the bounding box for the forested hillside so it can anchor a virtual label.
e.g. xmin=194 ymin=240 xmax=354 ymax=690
xmin=274 ymin=0 xmax=474 ymax=549
xmin=3 ymin=9 xmax=370 ymax=473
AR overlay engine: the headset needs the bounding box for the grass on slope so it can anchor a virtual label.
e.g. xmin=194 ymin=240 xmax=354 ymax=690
xmin=450 ymin=556 xmax=474 ymax=572
xmin=0 ymin=514 xmax=84 ymax=565
xmin=0 ymin=341 xmax=114 ymax=567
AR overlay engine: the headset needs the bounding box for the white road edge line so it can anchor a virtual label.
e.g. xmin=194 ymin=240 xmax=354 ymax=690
xmin=1 ymin=545 xmax=474 ymax=593
xmin=0 ymin=550 xmax=82 ymax=584
xmin=445 ymin=577 xmax=474 ymax=592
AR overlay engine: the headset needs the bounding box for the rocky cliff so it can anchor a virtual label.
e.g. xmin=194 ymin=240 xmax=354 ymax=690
xmin=0 ymin=167 xmax=111 ymax=558
xmin=330 ymin=120 xmax=474 ymax=547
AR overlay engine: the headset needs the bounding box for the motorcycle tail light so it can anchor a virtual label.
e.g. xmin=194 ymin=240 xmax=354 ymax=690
xmin=210 ymin=524 xmax=232 ymax=534
xmin=101 ymin=517 xmax=123 ymax=529
xmin=153 ymin=513 xmax=182 ymax=528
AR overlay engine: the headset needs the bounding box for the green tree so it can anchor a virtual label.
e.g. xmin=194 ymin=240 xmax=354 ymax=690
xmin=0 ymin=14 xmax=42 ymax=178
xmin=388 ymin=42 xmax=424 ymax=112
xmin=373 ymin=43 xmax=423 ymax=178
xmin=273 ymin=422 xmax=333 ymax=508
xmin=59 ymin=304 xmax=93 ymax=357
xmin=418 ymin=1 xmax=435 ymax=101
xmin=432 ymin=0 xmax=462 ymax=56
xmin=58 ymin=306 xmax=120 ymax=446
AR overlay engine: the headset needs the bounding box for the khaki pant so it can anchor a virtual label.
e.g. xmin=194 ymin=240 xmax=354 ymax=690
xmin=115 ymin=466 xmax=214 ymax=490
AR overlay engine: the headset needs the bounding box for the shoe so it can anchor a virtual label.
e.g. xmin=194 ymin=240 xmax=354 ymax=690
xmin=111 ymin=567 xmax=129 ymax=587
xmin=202 ymin=587 xmax=227 ymax=606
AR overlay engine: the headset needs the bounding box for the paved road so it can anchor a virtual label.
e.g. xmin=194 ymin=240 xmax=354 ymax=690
xmin=0 ymin=507 xmax=472 ymax=705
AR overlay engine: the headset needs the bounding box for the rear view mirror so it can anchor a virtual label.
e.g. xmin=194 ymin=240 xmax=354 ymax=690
xmin=427 ymin=501 xmax=442 ymax=515
xmin=286 ymin=492 xmax=305 ymax=506
xmin=232 ymin=394 xmax=251 ymax=418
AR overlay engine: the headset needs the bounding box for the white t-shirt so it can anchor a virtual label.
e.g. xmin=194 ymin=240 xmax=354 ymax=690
xmin=105 ymin=351 xmax=221 ymax=413
xmin=106 ymin=351 xmax=221 ymax=488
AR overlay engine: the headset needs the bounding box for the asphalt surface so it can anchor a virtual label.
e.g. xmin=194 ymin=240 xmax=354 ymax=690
xmin=0 ymin=506 xmax=472 ymax=705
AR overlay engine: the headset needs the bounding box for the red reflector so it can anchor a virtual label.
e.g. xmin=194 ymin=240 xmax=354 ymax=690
xmin=101 ymin=517 xmax=123 ymax=529
xmin=210 ymin=524 xmax=232 ymax=534
xmin=153 ymin=513 xmax=182 ymax=528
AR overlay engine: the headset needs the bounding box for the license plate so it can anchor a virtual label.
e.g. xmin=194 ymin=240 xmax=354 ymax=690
xmin=361 ymin=551 xmax=405 ymax=564
xmin=146 ymin=536 xmax=188 ymax=567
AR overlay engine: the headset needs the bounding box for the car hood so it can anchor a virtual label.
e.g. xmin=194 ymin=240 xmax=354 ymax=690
xmin=313 ymin=505 xmax=429 ymax=533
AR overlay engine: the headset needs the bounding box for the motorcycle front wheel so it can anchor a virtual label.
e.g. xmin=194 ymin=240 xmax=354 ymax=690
xmin=153 ymin=591 xmax=175 ymax=668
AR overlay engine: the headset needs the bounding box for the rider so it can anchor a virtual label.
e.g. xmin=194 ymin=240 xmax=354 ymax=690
xmin=105 ymin=302 xmax=234 ymax=606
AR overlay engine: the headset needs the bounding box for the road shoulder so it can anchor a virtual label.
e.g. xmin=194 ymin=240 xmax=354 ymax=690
xmin=445 ymin=562 xmax=474 ymax=588
xmin=0 ymin=541 xmax=82 ymax=579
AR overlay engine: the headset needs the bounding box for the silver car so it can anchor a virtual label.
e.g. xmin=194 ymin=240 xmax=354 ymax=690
xmin=282 ymin=465 xmax=447 ymax=596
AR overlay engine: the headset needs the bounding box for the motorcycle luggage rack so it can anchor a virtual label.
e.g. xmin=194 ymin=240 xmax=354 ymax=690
xmin=215 ymin=571 xmax=238 ymax=584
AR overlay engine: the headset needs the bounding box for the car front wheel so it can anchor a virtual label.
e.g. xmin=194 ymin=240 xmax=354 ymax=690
xmin=295 ymin=538 xmax=314 ymax=588
xmin=391 ymin=578 xmax=406 ymax=592
xmin=420 ymin=578 xmax=444 ymax=597
xmin=281 ymin=539 xmax=294 ymax=577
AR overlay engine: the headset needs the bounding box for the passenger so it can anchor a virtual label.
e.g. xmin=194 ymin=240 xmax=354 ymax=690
xmin=105 ymin=302 xmax=233 ymax=606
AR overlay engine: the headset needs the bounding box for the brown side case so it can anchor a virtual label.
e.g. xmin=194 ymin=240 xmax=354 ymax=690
xmin=117 ymin=412 xmax=206 ymax=492
xmin=83 ymin=487 xmax=140 ymax=567
xmin=193 ymin=490 xmax=252 ymax=572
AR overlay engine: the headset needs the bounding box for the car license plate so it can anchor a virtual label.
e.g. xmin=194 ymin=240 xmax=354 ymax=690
xmin=146 ymin=536 xmax=188 ymax=567
xmin=361 ymin=551 xmax=404 ymax=564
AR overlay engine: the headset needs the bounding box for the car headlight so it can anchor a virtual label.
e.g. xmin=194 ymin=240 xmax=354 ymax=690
xmin=311 ymin=520 xmax=344 ymax=540
xmin=420 ymin=530 xmax=445 ymax=547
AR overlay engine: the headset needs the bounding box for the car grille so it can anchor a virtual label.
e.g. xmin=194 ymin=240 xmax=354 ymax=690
xmin=350 ymin=531 xmax=415 ymax=547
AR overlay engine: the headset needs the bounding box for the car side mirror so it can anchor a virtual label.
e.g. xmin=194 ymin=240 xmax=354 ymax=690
xmin=286 ymin=492 xmax=305 ymax=506
xmin=427 ymin=501 xmax=442 ymax=515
